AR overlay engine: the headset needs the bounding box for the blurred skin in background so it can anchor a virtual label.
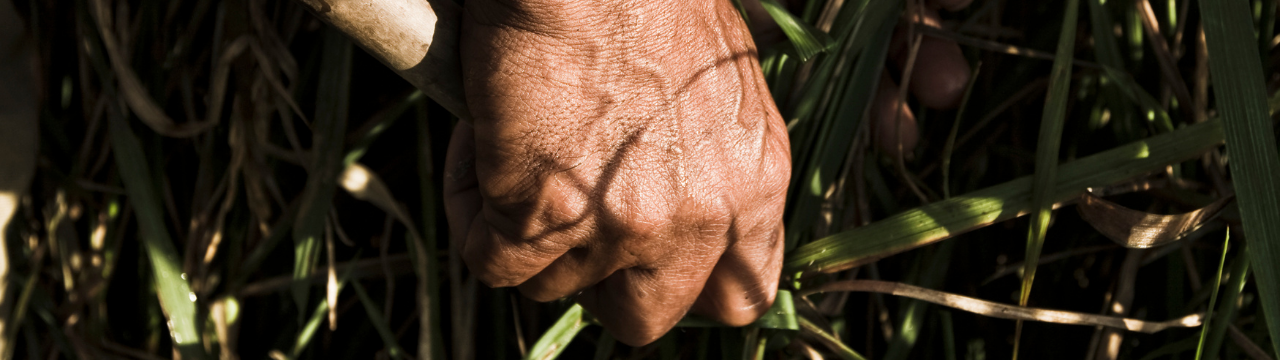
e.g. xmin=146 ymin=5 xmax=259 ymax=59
xmin=446 ymin=0 xmax=973 ymax=346
xmin=0 ymin=0 xmax=40 ymax=353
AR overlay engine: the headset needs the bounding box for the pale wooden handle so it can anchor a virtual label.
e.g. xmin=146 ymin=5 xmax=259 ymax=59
xmin=295 ymin=0 xmax=470 ymax=120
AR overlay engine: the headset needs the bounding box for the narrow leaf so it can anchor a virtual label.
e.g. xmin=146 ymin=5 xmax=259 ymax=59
xmin=1198 ymin=0 xmax=1280 ymax=353
xmin=525 ymin=304 xmax=590 ymax=360
xmin=758 ymin=0 xmax=835 ymax=61
xmin=292 ymin=27 xmax=353 ymax=318
xmin=352 ymin=282 xmax=408 ymax=359
xmin=107 ymin=111 xmax=205 ymax=359
xmin=800 ymin=280 xmax=1202 ymax=333
xmin=1195 ymin=231 xmax=1232 ymax=360
xmin=1023 ymin=0 xmax=1080 ymax=307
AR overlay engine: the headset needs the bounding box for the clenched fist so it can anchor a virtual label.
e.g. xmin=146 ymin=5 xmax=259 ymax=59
xmin=444 ymin=0 xmax=790 ymax=346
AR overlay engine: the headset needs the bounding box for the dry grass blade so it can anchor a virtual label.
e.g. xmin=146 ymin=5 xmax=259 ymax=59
xmin=1076 ymin=192 xmax=1232 ymax=248
xmin=800 ymin=280 xmax=1202 ymax=334
xmin=89 ymin=0 xmax=219 ymax=137
xmin=799 ymin=316 xmax=867 ymax=360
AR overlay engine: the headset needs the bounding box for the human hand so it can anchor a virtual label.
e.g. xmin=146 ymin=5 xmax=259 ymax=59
xmin=446 ymin=0 xmax=790 ymax=346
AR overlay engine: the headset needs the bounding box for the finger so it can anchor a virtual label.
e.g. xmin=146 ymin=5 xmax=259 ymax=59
xmin=515 ymin=246 xmax=617 ymax=302
xmin=444 ymin=122 xmax=572 ymax=288
xmin=691 ymin=223 xmax=785 ymax=326
xmin=576 ymin=243 xmax=725 ymax=346
xmin=870 ymin=73 xmax=919 ymax=156
xmin=891 ymin=7 xmax=971 ymax=110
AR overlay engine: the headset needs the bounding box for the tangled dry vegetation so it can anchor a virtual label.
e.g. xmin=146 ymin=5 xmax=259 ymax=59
xmin=0 ymin=0 xmax=1278 ymax=359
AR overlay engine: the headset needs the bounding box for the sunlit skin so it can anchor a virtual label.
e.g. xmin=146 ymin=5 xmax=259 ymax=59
xmin=446 ymin=0 xmax=971 ymax=346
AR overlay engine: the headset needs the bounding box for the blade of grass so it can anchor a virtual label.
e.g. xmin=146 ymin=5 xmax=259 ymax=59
xmin=1198 ymin=0 xmax=1280 ymax=353
xmin=1194 ymin=230 xmax=1231 ymax=360
xmin=107 ymin=109 xmax=205 ymax=359
xmin=785 ymin=118 xmax=1225 ymax=276
xmin=940 ymin=311 xmax=957 ymax=360
xmin=525 ymin=303 xmax=590 ymax=360
xmin=344 ymin=90 xmax=423 ymax=167
xmin=1204 ymin=250 xmax=1251 ymax=360
xmin=884 ymin=242 xmax=955 ymax=360
xmin=415 ymin=103 xmax=445 ymax=360
xmin=798 ymin=316 xmax=868 ymax=360
xmin=289 ymin=292 xmax=333 ymax=358
xmin=786 ymin=0 xmax=899 ymax=249
xmin=800 ymin=280 xmax=1202 ymax=333
xmin=351 ymin=282 xmax=407 ymax=359
xmin=292 ymin=26 xmax=352 ymax=320
xmin=757 ymin=0 xmax=835 ymax=61
xmin=1021 ymin=0 xmax=1080 ymax=314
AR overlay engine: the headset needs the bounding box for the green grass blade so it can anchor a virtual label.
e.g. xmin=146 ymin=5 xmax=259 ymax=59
xmin=785 ymin=118 xmax=1225 ymax=276
xmin=1195 ymin=231 xmax=1231 ymax=360
xmin=1198 ymin=0 xmax=1280 ymax=353
xmin=292 ymin=27 xmax=353 ymax=319
xmin=1203 ymin=245 xmax=1251 ymax=360
xmin=415 ymin=103 xmax=445 ymax=360
xmin=525 ymin=304 xmax=590 ymax=360
xmin=290 ymin=295 xmax=332 ymax=358
xmin=1086 ymin=0 xmax=1126 ymax=70
xmin=785 ymin=0 xmax=898 ymax=249
xmin=345 ymin=91 xmax=423 ymax=167
xmin=753 ymin=290 xmax=799 ymax=330
xmin=1098 ymin=65 xmax=1176 ymax=132
xmin=757 ymin=0 xmax=835 ymax=61
xmin=107 ymin=111 xmax=205 ymax=359
xmin=940 ymin=311 xmax=957 ymax=360
xmin=351 ymin=282 xmax=407 ymax=359
xmin=884 ymin=242 xmax=955 ymax=360
xmin=1022 ymin=0 xmax=1079 ymax=310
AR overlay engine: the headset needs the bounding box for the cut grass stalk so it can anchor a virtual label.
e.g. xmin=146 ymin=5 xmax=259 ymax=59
xmin=1198 ymin=0 xmax=1280 ymax=353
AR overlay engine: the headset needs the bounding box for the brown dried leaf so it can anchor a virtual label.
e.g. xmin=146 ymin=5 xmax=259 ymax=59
xmin=1076 ymin=192 xmax=1232 ymax=248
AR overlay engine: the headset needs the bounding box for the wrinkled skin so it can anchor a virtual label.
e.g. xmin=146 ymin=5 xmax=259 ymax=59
xmin=448 ymin=0 xmax=790 ymax=346
xmin=447 ymin=0 xmax=971 ymax=346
